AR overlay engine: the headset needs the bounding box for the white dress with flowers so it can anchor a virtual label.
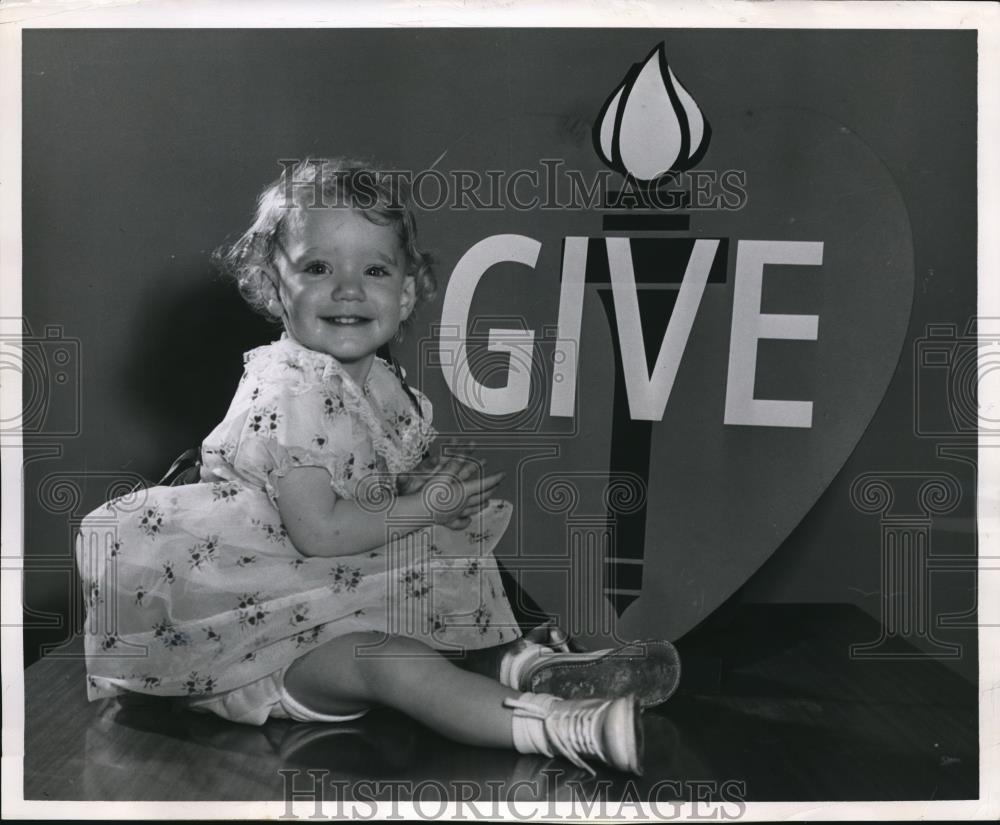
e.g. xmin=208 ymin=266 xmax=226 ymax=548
xmin=76 ymin=336 xmax=519 ymax=710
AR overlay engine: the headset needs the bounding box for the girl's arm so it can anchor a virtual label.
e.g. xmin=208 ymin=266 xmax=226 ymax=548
xmin=274 ymin=465 xmax=504 ymax=558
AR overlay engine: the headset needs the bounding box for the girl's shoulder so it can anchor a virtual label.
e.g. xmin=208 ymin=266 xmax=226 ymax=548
xmin=368 ymin=355 xmax=434 ymax=422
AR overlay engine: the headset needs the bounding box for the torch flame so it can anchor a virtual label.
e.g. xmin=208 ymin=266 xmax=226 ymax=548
xmin=594 ymin=43 xmax=711 ymax=182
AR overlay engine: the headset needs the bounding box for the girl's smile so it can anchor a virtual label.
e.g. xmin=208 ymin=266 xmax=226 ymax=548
xmin=272 ymin=207 xmax=416 ymax=384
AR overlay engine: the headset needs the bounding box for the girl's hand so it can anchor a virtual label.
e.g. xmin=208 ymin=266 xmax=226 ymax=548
xmin=435 ymin=452 xmax=493 ymax=530
xmin=396 ymin=442 xmax=479 ymax=494
xmin=426 ymin=445 xmax=498 ymax=529
xmin=417 ymin=462 xmax=505 ymax=528
xmin=398 ymin=444 xmax=496 ymax=527
xmin=397 ymin=442 xmax=503 ymax=529
xmin=396 ymin=453 xmax=447 ymax=496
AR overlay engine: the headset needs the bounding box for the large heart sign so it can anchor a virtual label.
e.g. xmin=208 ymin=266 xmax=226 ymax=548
xmin=615 ymin=105 xmax=915 ymax=643
xmin=418 ymin=47 xmax=915 ymax=646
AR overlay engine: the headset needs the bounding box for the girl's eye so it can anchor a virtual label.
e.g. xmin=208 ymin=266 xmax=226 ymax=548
xmin=304 ymin=262 xmax=331 ymax=276
xmin=365 ymin=265 xmax=390 ymax=278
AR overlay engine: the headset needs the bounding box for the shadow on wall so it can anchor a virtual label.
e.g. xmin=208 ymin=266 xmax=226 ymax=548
xmin=121 ymin=271 xmax=276 ymax=477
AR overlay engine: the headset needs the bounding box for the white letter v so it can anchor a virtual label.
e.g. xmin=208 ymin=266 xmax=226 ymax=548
xmin=606 ymin=238 xmax=719 ymax=421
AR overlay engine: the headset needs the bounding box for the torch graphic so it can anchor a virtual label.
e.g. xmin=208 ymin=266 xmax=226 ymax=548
xmin=583 ymin=43 xmax=727 ymax=618
xmin=595 ymin=42 xmax=711 ymax=185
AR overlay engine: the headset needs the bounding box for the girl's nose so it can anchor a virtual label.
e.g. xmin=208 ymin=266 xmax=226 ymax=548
xmin=331 ymin=272 xmax=365 ymax=300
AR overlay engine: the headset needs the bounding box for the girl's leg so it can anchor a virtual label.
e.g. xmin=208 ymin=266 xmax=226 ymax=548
xmin=284 ymin=631 xmax=645 ymax=775
xmin=284 ymin=632 xmax=518 ymax=748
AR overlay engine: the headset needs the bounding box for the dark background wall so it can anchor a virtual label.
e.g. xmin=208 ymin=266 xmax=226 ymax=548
xmin=21 ymin=29 xmax=977 ymax=680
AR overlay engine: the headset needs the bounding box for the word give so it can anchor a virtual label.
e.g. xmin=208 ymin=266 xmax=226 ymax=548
xmin=440 ymin=235 xmax=824 ymax=427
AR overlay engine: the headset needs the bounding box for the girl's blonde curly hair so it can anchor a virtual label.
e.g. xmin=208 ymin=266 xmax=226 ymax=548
xmin=214 ymin=157 xmax=436 ymax=339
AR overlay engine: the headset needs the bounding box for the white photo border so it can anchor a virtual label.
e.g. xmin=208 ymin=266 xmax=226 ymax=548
xmin=2 ymin=1 xmax=997 ymax=820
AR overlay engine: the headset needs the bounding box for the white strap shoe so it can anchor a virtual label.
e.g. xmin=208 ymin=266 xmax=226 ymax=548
xmin=505 ymin=692 xmax=644 ymax=776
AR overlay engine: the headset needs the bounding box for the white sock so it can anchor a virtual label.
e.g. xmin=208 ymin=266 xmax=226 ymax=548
xmin=507 ymin=691 xmax=560 ymax=756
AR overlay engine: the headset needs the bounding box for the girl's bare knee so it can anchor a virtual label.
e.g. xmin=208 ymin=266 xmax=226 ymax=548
xmin=283 ymin=632 xmax=383 ymax=713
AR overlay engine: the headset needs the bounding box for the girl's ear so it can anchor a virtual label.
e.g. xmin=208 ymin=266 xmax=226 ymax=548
xmin=399 ymin=275 xmax=417 ymax=321
xmin=264 ymin=269 xmax=286 ymax=320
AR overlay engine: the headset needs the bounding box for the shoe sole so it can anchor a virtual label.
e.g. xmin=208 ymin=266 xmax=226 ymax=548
xmin=526 ymin=640 xmax=681 ymax=709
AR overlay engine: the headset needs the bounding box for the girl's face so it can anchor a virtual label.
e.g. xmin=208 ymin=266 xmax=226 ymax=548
xmin=271 ymin=207 xmax=416 ymax=384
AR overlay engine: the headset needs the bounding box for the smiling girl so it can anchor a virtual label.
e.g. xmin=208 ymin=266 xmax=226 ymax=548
xmin=74 ymin=158 xmax=645 ymax=775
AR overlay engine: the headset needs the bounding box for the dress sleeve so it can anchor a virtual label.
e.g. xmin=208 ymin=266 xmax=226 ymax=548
xmin=229 ymin=371 xmax=378 ymax=505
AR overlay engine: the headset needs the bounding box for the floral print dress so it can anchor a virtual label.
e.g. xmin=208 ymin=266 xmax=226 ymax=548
xmin=75 ymin=335 xmax=519 ymax=711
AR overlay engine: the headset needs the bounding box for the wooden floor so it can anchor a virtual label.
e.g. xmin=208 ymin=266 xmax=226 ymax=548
xmin=22 ymin=604 xmax=978 ymax=802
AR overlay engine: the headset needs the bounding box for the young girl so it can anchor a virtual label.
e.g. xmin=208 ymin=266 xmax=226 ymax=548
xmin=75 ymin=158 xmax=644 ymax=776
